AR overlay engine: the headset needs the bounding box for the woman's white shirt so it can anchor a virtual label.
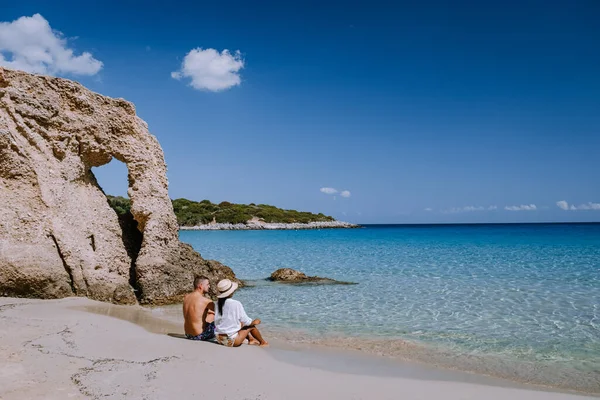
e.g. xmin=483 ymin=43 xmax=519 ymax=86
xmin=214 ymin=299 xmax=253 ymax=336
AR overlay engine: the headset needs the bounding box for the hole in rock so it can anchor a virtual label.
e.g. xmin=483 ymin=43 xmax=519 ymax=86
xmin=92 ymin=159 xmax=143 ymax=300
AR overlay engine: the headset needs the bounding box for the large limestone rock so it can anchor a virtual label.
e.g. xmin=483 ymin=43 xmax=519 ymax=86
xmin=0 ymin=67 xmax=237 ymax=304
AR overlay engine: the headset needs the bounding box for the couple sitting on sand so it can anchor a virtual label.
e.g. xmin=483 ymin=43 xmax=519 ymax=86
xmin=183 ymin=276 xmax=268 ymax=347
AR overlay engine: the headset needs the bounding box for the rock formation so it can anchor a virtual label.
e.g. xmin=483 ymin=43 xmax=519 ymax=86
xmin=267 ymin=268 xmax=357 ymax=285
xmin=0 ymin=67 xmax=237 ymax=305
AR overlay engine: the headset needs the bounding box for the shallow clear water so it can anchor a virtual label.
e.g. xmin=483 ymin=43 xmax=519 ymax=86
xmin=176 ymin=224 xmax=600 ymax=391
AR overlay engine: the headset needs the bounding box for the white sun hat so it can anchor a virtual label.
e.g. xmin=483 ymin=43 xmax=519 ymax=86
xmin=216 ymin=279 xmax=239 ymax=298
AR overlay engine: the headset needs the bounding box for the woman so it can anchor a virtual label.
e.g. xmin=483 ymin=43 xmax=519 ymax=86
xmin=213 ymin=279 xmax=269 ymax=347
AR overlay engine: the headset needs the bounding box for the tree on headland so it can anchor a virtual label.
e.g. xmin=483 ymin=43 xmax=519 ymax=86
xmin=106 ymin=195 xmax=131 ymax=215
xmin=106 ymin=195 xmax=336 ymax=226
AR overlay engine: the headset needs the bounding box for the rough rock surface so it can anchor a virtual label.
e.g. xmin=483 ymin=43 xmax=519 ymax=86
xmin=0 ymin=67 xmax=237 ymax=304
xmin=267 ymin=268 xmax=357 ymax=285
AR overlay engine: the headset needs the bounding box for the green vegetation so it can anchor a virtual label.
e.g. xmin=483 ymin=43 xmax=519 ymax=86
xmin=106 ymin=195 xmax=131 ymax=215
xmin=106 ymin=195 xmax=335 ymax=226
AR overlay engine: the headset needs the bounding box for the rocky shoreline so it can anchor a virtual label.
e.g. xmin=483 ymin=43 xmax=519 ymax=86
xmin=179 ymin=220 xmax=360 ymax=230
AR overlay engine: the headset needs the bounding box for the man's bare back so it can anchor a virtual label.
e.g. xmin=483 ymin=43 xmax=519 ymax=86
xmin=183 ymin=279 xmax=214 ymax=336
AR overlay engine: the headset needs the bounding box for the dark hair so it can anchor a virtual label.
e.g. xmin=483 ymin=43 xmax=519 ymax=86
xmin=193 ymin=276 xmax=208 ymax=289
xmin=217 ymin=297 xmax=228 ymax=315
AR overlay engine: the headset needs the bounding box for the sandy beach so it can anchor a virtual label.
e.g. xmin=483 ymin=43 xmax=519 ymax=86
xmin=0 ymin=297 xmax=596 ymax=400
xmin=1 ymin=4 xmax=598 ymax=400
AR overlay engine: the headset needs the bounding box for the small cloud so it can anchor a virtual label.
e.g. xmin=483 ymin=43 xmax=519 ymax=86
xmin=558 ymin=200 xmax=600 ymax=211
xmin=505 ymin=204 xmax=537 ymax=211
xmin=577 ymin=202 xmax=600 ymax=210
xmin=488 ymin=205 xmax=498 ymax=210
xmin=320 ymin=187 xmax=338 ymax=195
xmin=443 ymin=205 xmax=489 ymax=214
xmin=424 ymin=207 xmax=433 ymax=212
xmin=463 ymin=206 xmax=485 ymax=212
xmin=172 ymin=47 xmax=244 ymax=92
xmin=0 ymin=14 xmax=103 ymax=76
xmin=340 ymin=190 xmax=351 ymax=198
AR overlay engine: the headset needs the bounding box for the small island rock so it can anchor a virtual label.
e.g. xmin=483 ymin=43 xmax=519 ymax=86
xmin=267 ymin=268 xmax=357 ymax=285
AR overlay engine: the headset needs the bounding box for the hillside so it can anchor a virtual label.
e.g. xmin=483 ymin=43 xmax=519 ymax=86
xmin=106 ymin=196 xmax=336 ymax=226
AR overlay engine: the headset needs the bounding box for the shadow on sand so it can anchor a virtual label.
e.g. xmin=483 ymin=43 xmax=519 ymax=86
xmin=167 ymin=333 xmax=220 ymax=345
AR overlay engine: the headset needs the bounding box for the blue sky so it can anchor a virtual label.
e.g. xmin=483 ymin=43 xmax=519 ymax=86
xmin=1 ymin=1 xmax=599 ymax=223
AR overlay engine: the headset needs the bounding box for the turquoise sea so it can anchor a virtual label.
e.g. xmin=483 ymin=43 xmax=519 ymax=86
xmin=173 ymin=223 xmax=600 ymax=392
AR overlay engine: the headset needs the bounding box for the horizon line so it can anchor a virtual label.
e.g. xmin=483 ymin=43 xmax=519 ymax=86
xmin=355 ymin=221 xmax=600 ymax=226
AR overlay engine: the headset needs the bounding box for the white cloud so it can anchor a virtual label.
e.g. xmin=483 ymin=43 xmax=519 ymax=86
xmin=443 ymin=208 xmax=459 ymax=214
xmin=0 ymin=14 xmax=102 ymax=76
xmin=463 ymin=206 xmax=485 ymax=212
xmin=172 ymin=48 xmax=244 ymax=92
xmin=443 ymin=205 xmax=489 ymax=213
xmin=320 ymin=187 xmax=338 ymax=195
xmin=504 ymin=204 xmax=537 ymax=211
xmin=340 ymin=190 xmax=351 ymax=198
xmin=424 ymin=207 xmax=432 ymax=212
xmin=577 ymin=202 xmax=600 ymax=210
xmin=557 ymin=200 xmax=600 ymax=211
xmin=488 ymin=205 xmax=498 ymax=210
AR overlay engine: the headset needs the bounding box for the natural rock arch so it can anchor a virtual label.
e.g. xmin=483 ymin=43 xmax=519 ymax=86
xmin=0 ymin=67 xmax=237 ymax=304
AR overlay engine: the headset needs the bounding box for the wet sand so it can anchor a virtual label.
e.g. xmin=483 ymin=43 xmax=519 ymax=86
xmin=78 ymin=302 xmax=531 ymax=389
xmin=1 ymin=297 xmax=597 ymax=400
xmin=82 ymin=301 xmax=600 ymax=394
xmin=104 ymin=300 xmax=599 ymax=394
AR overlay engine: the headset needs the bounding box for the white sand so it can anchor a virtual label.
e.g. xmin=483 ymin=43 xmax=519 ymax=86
xmin=0 ymin=297 xmax=596 ymax=400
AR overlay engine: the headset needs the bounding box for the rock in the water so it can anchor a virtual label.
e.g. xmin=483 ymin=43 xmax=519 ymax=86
xmin=269 ymin=268 xmax=309 ymax=281
xmin=267 ymin=268 xmax=357 ymax=285
xmin=0 ymin=67 xmax=238 ymax=304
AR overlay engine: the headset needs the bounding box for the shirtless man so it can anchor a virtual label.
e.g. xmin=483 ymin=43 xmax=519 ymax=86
xmin=183 ymin=276 xmax=216 ymax=341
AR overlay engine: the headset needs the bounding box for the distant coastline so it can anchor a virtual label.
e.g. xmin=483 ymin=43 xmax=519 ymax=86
xmin=179 ymin=220 xmax=360 ymax=230
xmin=106 ymin=195 xmax=348 ymax=228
